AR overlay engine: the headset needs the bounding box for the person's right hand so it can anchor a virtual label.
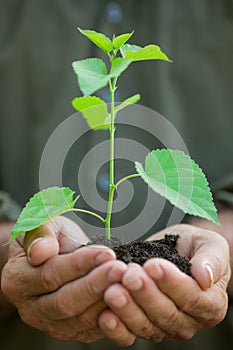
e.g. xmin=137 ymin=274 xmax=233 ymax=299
xmin=1 ymin=216 xmax=127 ymax=343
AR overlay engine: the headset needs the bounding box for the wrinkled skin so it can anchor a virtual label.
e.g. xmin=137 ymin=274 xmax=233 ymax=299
xmin=1 ymin=217 xmax=127 ymax=343
xmin=1 ymin=217 xmax=231 ymax=347
xmin=98 ymin=225 xmax=231 ymax=345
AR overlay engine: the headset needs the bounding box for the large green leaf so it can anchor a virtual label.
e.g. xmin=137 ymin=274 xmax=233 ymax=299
xmin=115 ymin=94 xmax=141 ymax=112
xmin=121 ymin=44 xmax=171 ymax=62
xmin=72 ymin=96 xmax=110 ymax=130
xmin=110 ymin=58 xmax=132 ymax=78
xmin=72 ymin=58 xmax=109 ymax=96
xmin=78 ymin=28 xmax=113 ymax=53
xmin=112 ymin=32 xmax=134 ymax=51
xmin=135 ymin=149 xmax=219 ymax=224
xmin=10 ymin=187 xmax=79 ymax=240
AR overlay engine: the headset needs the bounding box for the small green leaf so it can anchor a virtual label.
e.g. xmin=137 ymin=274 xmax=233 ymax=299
xmin=120 ymin=44 xmax=141 ymax=57
xmin=10 ymin=187 xmax=79 ymax=240
xmin=78 ymin=28 xmax=113 ymax=53
xmin=115 ymin=94 xmax=141 ymax=112
xmin=112 ymin=32 xmax=134 ymax=51
xmin=72 ymin=96 xmax=109 ymax=130
xmin=72 ymin=58 xmax=109 ymax=96
xmin=135 ymin=149 xmax=219 ymax=225
xmin=121 ymin=44 xmax=171 ymax=62
xmin=110 ymin=58 xmax=132 ymax=79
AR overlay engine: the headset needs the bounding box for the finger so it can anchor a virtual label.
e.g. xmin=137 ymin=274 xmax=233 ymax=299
xmin=103 ymin=282 xmax=165 ymax=342
xmin=2 ymin=245 xmax=117 ymax=300
xmin=36 ymin=245 xmax=118 ymax=293
xmin=25 ymin=314 xmax=104 ymax=343
xmin=17 ymin=216 xmax=89 ymax=266
xmin=186 ymin=229 xmax=230 ymax=290
xmin=78 ymin=300 xmax=107 ymax=329
xmin=98 ymin=309 xmax=136 ymax=347
xmin=23 ymin=223 xmax=60 ymax=266
xmin=144 ymin=258 xmax=200 ymax=304
xmin=47 ymin=322 xmax=104 ymax=343
xmin=144 ymin=258 xmax=227 ymax=326
xmin=35 ymin=300 xmax=106 ymax=342
xmin=148 ymin=225 xmax=231 ymax=291
xmin=32 ymin=260 xmax=127 ymax=319
xmin=123 ymin=263 xmax=197 ymax=339
xmin=153 ymin=225 xmax=231 ymax=290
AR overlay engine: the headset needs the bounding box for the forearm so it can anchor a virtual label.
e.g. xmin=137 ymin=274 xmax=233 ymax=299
xmin=0 ymin=222 xmax=15 ymax=308
xmin=191 ymin=209 xmax=233 ymax=295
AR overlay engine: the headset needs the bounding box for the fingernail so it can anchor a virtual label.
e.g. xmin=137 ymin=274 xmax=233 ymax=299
xmin=89 ymin=244 xmax=112 ymax=250
xmin=111 ymin=294 xmax=127 ymax=308
xmin=105 ymin=318 xmax=117 ymax=330
xmin=148 ymin=261 xmax=164 ymax=279
xmin=123 ymin=276 xmax=143 ymax=291
xmin=205 ymin=264 xmax=214 ymax=287
xmin=95 ymin=250 xmax=116 ymax=266
xmin=27 ymin=238 xmax=43 ymax=258
xmin=107 ymin=263 xmax=127 ymax=282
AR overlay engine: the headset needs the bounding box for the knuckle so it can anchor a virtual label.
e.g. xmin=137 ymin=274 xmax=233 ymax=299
xmin=180 ymin=294 xmax=202 ymax=314
xmin=118 ymin=336 xmax=136 ymax=347
xmin=1 ymin=275 xmax=12 ymax=300
xmin=149 ymin=333 xmax=165 ymax=343
xmin=18 ymin=308 xmax=37 ymax=328
xmin=142 ymin=324 xmax=165 ymax=342
xmin=40 ymin=263 xmax=60 ymax=291
xmin=75 ymin=329 xmax=103 ymax=343
xmin=158 ymin=308 xmax=178 ymax=329
xmin=177 ymin=328 xmax=196 ymax=340
xmin=85 ymin=278 xmax=101 ymax=299
xmin=79 ymin=313 xmax=97 ymax=328
xmin=211 ymin=290 xmax=229 ymax=323
xmin=71 ymin=249 xmax=88 ymax=275
xmin=46 ymin=325 xmax=72 ymax=341
xmin=134 ymin=322 xmax=155 ymax=338
xmin=192 ymin=290 xmax=228 ymax=327
xmin=1 ymin=264 xmax=18 ymax=302
xmin=55 ymin=295 xmax=75 ymax=318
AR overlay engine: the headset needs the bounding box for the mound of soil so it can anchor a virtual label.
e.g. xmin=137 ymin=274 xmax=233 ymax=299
xmin=90 ymin=234 xmax=191 ymax=276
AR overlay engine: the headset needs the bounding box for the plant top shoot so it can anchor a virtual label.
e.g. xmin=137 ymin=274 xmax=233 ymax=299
xmin=10 ymin=28 xmax=219 ymax=242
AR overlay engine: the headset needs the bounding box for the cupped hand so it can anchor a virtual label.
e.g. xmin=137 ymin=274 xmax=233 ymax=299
xmin=1 ymin=216 xmax=128 ymax=343
xmin=98 ymin=224 xmax=231 ymax=345
xmin=22 ymin=215 xmax=90 ymax=266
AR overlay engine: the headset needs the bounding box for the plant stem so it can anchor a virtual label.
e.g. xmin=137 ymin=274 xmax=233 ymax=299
xmin=72 ymin=208 xmax=105 ymax=224
xmin=105 ymin=79 xmax=116 ymax=239
xmin=115 ymin=173 xmax=141 ymax=189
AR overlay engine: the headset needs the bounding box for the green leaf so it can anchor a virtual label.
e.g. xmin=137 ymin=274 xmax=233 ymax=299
xmin=110 ymin=58 xmax=132 ymax=79
xmin=120 ymin=44 xmax=141 ymax=57
xmin=78 ymin=28 xmax=113 ymax=53
xmin=10 ymin=187 xmax=79 ymax=241
xmin=112 ymin=32 xmax=134 ymax=51
xmin=72 ymin=96 xmax=109 ymax=130
xmin=121 ymin=44 xmax=171 ymax=62
xmin=115 ymin=94 xmax=141 ymax=112
xmin=72 ymin=58 xmax=109 ymax=96
xmin=135 ymin=149 xmax=219 ymax=225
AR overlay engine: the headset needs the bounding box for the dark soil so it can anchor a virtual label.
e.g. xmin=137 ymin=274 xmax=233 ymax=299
xmin=90 ymin=234 xmax=191 ymax=276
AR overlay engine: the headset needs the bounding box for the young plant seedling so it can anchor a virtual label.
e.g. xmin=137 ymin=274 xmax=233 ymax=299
xmin=10 ymin=29 xmax=219 ymax=242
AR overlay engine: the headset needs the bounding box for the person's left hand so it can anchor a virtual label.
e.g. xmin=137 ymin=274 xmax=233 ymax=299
xmin=98 ymin=224 xmax=231 ymax=345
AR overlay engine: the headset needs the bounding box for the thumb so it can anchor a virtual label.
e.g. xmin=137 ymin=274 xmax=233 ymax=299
xmin=190 ymin=232 xmax=230 ymax=290
xmin=23 ymin=221 xmax=59 ymax=267
xmin=190 ymin=257 xmax=214 ymax=291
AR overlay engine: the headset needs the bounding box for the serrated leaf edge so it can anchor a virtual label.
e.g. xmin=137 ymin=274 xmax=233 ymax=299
xmin=10 ymin=187 xmax=78 ymax=241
